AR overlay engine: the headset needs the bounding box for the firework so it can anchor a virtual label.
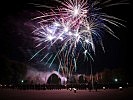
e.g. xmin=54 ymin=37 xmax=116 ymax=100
xmin=30 ymin=0 xmax=125 ymax=76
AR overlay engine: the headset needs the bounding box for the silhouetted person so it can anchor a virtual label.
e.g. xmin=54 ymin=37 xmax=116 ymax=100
xmin=94 ymin=81 xmax=98 ymax=92
xmin=88 ymin=81 xmax=92 ymax=92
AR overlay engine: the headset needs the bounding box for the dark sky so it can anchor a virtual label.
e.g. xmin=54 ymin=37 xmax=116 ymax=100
xmin=0 ymin=0 xmax=131 ymax=75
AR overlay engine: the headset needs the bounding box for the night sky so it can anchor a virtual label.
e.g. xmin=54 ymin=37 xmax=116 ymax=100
xmin=0 ymin=0 xmax=132 ymax=79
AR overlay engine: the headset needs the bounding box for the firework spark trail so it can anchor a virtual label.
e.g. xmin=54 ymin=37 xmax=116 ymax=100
xmin=30 ymin=0 xmax=125 ymax=76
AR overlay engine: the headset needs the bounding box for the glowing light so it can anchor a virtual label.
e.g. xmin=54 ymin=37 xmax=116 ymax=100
xmin=64 ymin=26 xmax=69 ymax=32
xmin=59 ymin=37 xmax=63 ymax=41
xmin=103 ymin=87 xmax=106 ymax=90
xmin=47 ymin=35 xmax=55 ymax=41
xmin=119 ymin=87 xmax=123 ymax=90
xmin=73 ymin=7 xmax=80 ymax=17
xmin=68 ymin=32 xmax=72 ymax=36
xmin=85 ymin=39 xmax=89 ymax=43
xmin=21 ymin=80 xmax=24 ymax=83
xmin=114 ymin=78 xmax=118 ymax=82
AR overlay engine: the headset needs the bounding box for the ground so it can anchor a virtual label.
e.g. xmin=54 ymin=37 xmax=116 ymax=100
xmin=0 ymin=87 xmax=133 ymax=100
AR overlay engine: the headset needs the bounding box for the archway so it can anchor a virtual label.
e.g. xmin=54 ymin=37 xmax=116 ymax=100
xmin=47 ymin=73 xmax=61 ymax=85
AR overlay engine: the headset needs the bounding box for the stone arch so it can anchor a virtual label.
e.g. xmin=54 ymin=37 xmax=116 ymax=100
xmin=47 ymin=73 xmax=61 ymax=84
xmin=45 ymin=71 xmax=67 ymax=85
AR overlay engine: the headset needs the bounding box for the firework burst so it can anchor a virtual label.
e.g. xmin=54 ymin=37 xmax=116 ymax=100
xmin=29 ymin=0 xmax=126 ymax=76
